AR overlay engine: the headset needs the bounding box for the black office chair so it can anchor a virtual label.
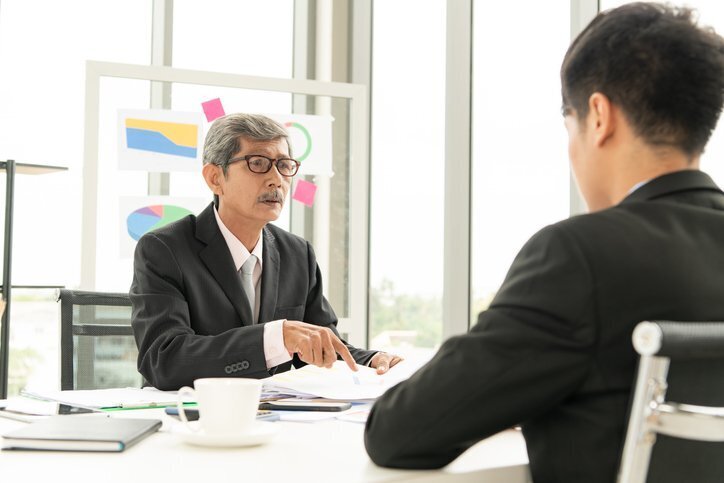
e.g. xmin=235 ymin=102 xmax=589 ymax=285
xmin=617 ymin=321 xmax=724 ymax=483
xmin=58 ymin=289 xmax=143 ymax=390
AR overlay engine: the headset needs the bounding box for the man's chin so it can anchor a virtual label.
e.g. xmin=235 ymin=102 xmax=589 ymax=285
xmin=258 ymin=202 xmax=283 ymax=220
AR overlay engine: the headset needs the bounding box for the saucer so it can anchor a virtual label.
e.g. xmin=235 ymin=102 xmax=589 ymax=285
xmin=172 ymin=421 xmax=280 ymax=448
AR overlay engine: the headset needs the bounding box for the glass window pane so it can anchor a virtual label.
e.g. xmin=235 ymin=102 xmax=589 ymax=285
xmin=95 ymin=77 xmax=151 ymax=292
xmin=172 ymin=0 xmax=294 ymax=77
xmin=369 ymin=0 xmax=446 ymax=354
xmin=0 ymin=0 xmax=151 ymax=288
xmin=598 ymin=1 xmax=724 ymax=186
xmin=471 ymin=3 xmax=571 ymax=320
xmin=0 ymin=0 xmax=151 ymax=395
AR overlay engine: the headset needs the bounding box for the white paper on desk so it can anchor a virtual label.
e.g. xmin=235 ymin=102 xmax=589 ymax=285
xmin=262 ymin=361 xmax=406 ymax=401
xmin=20 ymin=387 xmax=194 ymax=409
xmin=278 ymin=411 xmax=339 ymax=423
xmin=4 ymin=396 xmax=67 ymax=415
xmin=336 ymin=408 xmax=371 ymax=424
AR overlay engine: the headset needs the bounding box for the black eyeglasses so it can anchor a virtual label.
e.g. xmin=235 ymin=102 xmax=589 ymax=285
xmin=227 ymin=155 xmax=300 ymax=177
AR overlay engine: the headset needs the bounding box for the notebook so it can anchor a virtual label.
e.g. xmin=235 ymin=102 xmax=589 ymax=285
xmin=1 ymin=416 xmax=162 ymax=452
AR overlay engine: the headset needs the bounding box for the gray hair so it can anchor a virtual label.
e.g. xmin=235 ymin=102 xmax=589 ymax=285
xmin=202 ymin=113 xmax=291 ymax=175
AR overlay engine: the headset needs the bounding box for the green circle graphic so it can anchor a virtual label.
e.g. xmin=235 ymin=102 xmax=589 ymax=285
xmin=285 ymin=121 xmax=312 ymax=162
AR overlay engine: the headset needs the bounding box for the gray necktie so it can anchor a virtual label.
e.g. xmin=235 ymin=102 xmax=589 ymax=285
xmin=240 ymin=255 xmax=257 ymax=324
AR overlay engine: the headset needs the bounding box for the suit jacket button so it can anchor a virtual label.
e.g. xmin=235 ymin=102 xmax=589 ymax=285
xmin=224 ymin=365 xmax=233 ymax=374
xmin=241 ymin=360 xmax=250 ymax=370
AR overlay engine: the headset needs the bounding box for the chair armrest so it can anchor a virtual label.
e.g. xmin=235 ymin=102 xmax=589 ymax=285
xmin=634 ymin=321 xmax=724 ymax=359
xmin=652 ymin=402 xmax=724 ymax=442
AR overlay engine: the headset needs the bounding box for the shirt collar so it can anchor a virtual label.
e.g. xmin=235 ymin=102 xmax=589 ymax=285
xmin=627 ymin=178 xmax=651 ymax=196
xmin=213 ymin=206 xmax=264 ymax=272
xmin=621 ymin=170 xmax=722 ymax=204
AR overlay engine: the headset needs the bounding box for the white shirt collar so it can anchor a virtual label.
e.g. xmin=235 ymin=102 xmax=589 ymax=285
xmin=213 ymin=206 xmax=264 ymax=272
xmin=627 ymin=178 xmax=652 ymax=195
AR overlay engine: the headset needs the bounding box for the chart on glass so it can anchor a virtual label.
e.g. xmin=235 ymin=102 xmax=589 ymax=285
xmin=126 ymin=205 xmax=193 ymax=241
xmin=119 ymin=196 xmax=208 ymax=258
xmin=117 ymin=109 xmax=203 ymax=172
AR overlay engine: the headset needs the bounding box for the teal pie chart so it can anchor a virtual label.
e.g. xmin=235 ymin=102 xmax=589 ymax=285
xmin=127 ymin=205 xmax=193 ymax=241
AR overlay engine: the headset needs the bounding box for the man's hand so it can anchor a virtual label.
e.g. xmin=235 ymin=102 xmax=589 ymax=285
xmin=283 ymin=320 xmax=357 ymax=371
xmin=369 ymin=352 xmax=403 ymax=374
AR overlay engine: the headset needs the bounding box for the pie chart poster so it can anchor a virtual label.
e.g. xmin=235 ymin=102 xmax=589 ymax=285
xmin=119 ymin=196 xmax=208 ymax=258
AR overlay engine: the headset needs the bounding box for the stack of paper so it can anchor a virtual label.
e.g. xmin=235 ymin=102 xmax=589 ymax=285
xmin=20 ymin=387 xmax=193 ymax=410
xmin=262 ymin=361 xmax=408 ymax=401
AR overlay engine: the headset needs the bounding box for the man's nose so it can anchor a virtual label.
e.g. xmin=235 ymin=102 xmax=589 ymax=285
xmin=267 ymin=164 xmax=284 ymax=186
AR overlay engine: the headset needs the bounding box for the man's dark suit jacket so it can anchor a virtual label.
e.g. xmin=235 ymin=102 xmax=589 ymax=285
xmin=130 ymin=202 xmax=376 ymax=390
xmin=364 ymin=170 xmax=724 ymax=483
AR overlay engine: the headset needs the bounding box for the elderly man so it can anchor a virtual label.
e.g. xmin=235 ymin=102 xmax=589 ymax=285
xmin=131 ymin=113 xmax=400 ymax=390
xmin=364 ymin=3 xmax=724 ymax=483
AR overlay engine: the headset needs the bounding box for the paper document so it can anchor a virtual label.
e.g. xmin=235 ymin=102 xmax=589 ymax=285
xmin=336 ymin=404 xmax=372 ymax=424
xmin=21 ymin=387 xmax=194 ymax=410
xmin=262 ymin=361 xmax=409 ymax=401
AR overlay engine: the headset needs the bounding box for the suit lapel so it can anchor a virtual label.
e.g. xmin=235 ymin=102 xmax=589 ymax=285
xmin=195 ymin=203 xmax=254 ymax=326
xmin=259 ymin=226 xmax=280 ymax=324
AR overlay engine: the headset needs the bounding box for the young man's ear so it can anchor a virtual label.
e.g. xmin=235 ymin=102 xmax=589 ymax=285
xmin=588 ymin=92 xmax=615 ymax=147
xmin=202 ymin=163 xmax=224 ymax=196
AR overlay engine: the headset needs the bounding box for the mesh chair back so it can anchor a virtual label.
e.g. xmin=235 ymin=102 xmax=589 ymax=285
xmin=618 ymin=321 xmax=724 ymax=483
xmin=58 ymin=289 xmax=142 ymax=390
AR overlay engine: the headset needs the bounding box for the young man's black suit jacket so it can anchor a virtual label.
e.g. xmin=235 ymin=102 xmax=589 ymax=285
xmin=364 ymin=170 xmax=724 ymax=483
xmin=130 ymin=202 xmax=376 ymax=390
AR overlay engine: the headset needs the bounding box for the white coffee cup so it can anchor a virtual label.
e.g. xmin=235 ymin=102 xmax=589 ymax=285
xmin=176 ymin=378 xmax=262 ymax=435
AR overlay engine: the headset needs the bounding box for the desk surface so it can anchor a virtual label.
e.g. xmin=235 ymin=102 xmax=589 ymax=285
xmin=0 ymin=408 xmax=530 ymax=483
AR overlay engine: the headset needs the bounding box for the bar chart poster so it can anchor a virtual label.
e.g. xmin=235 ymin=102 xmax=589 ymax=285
xmin=119 ymin=196 xmax=208 ymax=258
xmin=267 ymin=113 xmax=334 ymax=177
xmin=118 ymin=109 xmax=204 ymax=172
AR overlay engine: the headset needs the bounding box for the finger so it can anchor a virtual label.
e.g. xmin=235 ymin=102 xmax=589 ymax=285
xmin=331 ymin=336 xmax=357 ymax=371
xmin=376 ymin=356 xmax=390 ymax=374
xmin=389 ymin=356 xmax=403 ymax=368
xmin=320 ymin=331 xmax=336 ymax=368
xmin=295 ymin=336 xmax=314 ymax=366
xmin=310 ymin=332 xmax=323 ymax=367
xmin=323 ymin=348 xmax=336 ymax=368
xmin=294 ymin=338 xmax=312 ymax=365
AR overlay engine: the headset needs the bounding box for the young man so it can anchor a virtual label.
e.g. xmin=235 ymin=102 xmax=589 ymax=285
xmin=131 ymin=113 xmax=400 ymax=390
xmin=364 ymin=4 xmax=724 ymax=483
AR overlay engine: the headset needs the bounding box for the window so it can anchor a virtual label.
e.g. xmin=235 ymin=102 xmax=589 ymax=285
xmin=172 ymin=0 xmax=294 ymax=78
xmin=471 ymin=2 xmax=571 ymax=321
xmin=369 ymin=0 xmax=447 ymax=354
xmin=0 ymin=0 xmax=152 ymax=395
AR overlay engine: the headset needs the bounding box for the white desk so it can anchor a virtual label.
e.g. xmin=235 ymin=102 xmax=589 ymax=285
xmin=0 ymin=409 xmax=531 ymax=483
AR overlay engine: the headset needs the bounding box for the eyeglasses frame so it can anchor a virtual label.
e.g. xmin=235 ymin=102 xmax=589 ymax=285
xmin=226 ymin=154 xmax=300 ymax=177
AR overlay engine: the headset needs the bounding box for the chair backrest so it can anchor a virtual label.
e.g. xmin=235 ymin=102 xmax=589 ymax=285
xmin=618 ymin=321 xmax=724 ymax=483
xmin=58 ymin=289 xmax=142 ymax=390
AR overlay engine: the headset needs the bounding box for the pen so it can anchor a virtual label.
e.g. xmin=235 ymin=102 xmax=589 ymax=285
xmin=119 ymin=402 xmax=174 ymax=409
xmin=113 ymin=401 xmax=197 ymax=410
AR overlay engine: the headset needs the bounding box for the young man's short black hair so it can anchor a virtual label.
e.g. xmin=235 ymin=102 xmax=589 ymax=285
xmin=561 ymin=2 xmax=724 ymax=157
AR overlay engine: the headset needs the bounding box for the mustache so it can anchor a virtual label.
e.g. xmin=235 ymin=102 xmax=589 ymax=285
xmin=258 ymin=189 xmax=285 ymax=203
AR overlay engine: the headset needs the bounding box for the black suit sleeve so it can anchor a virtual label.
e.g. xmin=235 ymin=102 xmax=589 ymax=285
xmin=364 ymin=224 xmax=596 ymax=468
xmin=298 ymin=242 xmax=377 ymax=367
xmin=131 ymin=233 xmax=270 ymax=390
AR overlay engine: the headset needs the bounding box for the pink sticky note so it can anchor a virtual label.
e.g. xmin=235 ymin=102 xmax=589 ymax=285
xmin=201 ymin=98 xmax=226 ymax=122
xmin=292 ymin=179 xmax=317 ymax=207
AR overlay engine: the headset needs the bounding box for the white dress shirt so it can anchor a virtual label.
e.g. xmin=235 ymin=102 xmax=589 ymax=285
xmin=213 ymin=207 xmax=292 ymax=369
